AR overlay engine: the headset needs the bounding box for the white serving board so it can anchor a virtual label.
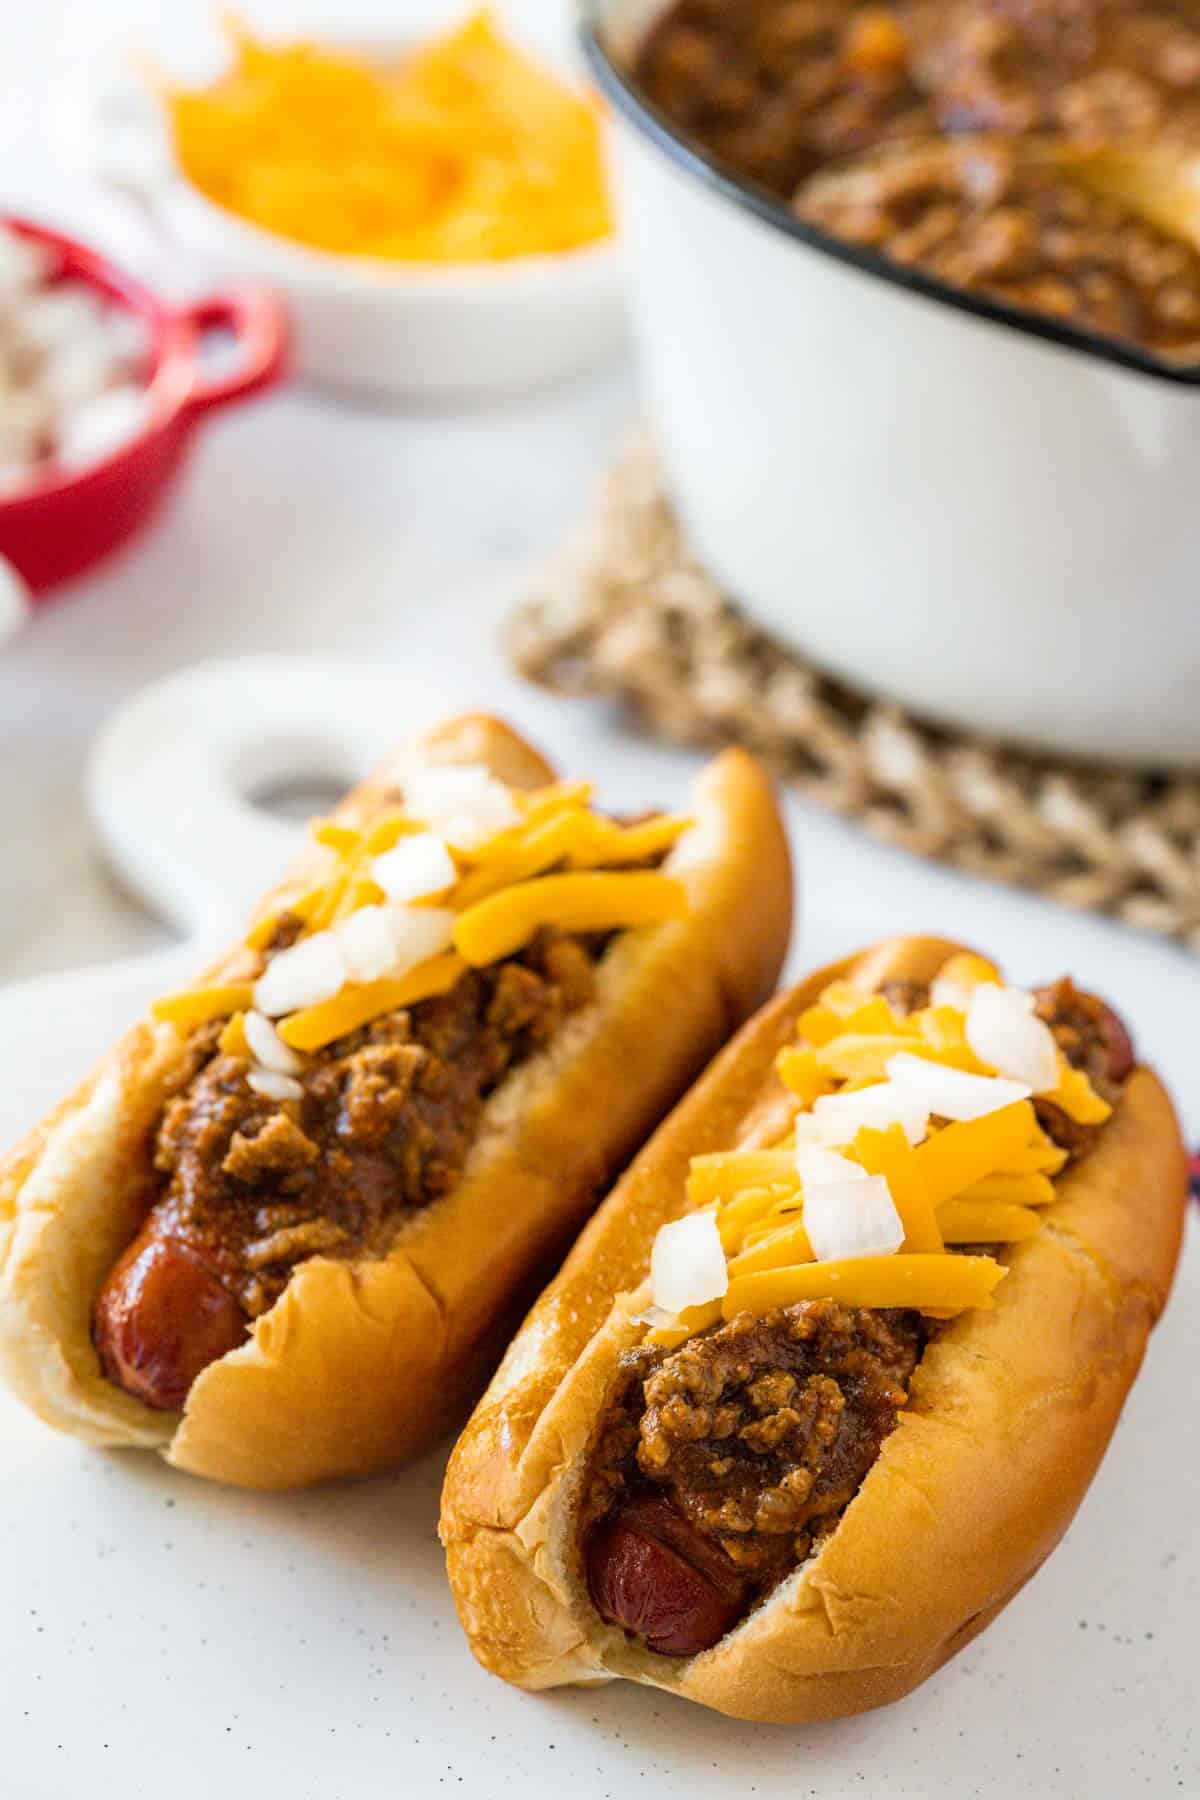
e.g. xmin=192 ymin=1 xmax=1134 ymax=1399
xmin=1 ymin=658 xmax=1197 ymax=1800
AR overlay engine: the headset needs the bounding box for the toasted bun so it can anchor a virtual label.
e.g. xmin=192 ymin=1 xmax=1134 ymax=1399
xmin=0 ymin=717 xmax=791 ymax=1488
xmin=440 ymin=936 xmax=1187 ymax=1722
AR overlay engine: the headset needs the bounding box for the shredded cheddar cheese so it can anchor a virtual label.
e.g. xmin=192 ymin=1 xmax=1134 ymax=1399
xmin=152 ymin=983 xmax=255 ymax=1028
xmin=1045 ymin=1060 xmax=1113 ymax=1125
xmin=364 ymin=812 xmax=427 ymax=855
xmin=644 ymin=957 xmax=1117 ymax=1341
xmin=723 ymin=1254 xmax=1007 ymax=1317
xmin=938 ymin=1200 xmax=1043 ymax=1243
xmin=162 ymin=10 xmax=614 ymax=265
xmin=713 ymin=1184 xmax=794 ymax=1251
xmin=244 ymin=882 xmax=328 ymax=951
xmin=911 ymin=1102 xmax=1037 ymax=1207
xmin=645 ymin=1300 xmax=723 ymax=1350
xmin=517 ymin=779 xmax=595 ymax=820
xmin=154 ymin=763 xmax=693 ymax=1081
xmin=218 ymin=1011 xmax=250 ymax=1058
xmin=687 ymin=1152 xmax=800 ymax=1209
xmin=452 ymin=871 xmax=688 ymax=966
xmin=278 ymin=952 xmax=465 ymax=1052
xmin=726 ymin=1216 xmax=816 ymax=1278
xmin=852 ymin=1123 xmax=943 ymax=1253
xmin=450 ymin=809 xmax=598 ymax=911
xmin=566 ymin=815 xmax=693 ymax=869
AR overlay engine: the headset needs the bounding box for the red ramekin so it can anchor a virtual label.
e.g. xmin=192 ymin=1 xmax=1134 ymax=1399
xmin=0 ymin=218 xmax=288 ymax=595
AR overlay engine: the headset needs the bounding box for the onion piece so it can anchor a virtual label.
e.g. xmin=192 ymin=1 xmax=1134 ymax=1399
xmin=402 ymin=764 xmax=493 ymax=817
xmin=795 ymin=1144 xmax=863 ymax=1187
xmin=335 ymin=904 xmax=399 ymax=984
xmin=387 ymin=904 xmax=455 ymax=973
xmin=247 ymin=1068 xmax=304 ymax=1103
xmin=440 ymin=789 xmax=522 ymax=852
xmin=57 ymin=385 xmax=150 ymax=470
xmin=795 ymin=1083 xmax=930 ymax=1148
xmin=630 ymin=1304 xmax=675 ymax=1330
xmin=244 ymin=1010 xmax=304 ymax=1076
xmin=886 ymin=1052 xmax=1032 ymax=1120
xmin=372 ymin=832 xmax=457 ymax=903
xmin=650 ymin=1211 xmax=728 ymax=1316
xmin=966 ymin=985 xmax=1059 ymax=1093
xmin=254 ymin=929 xmax=346 ymax=1017
xmin=929 ymin=972 xmax=976 ymax=1014
xmin=803 ymin=1174 xmax=905 ymax=1263
xmin=401 ymin=763 xmax=520 ymax=851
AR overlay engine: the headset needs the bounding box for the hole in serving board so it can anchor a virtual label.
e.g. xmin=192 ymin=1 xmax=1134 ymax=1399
xmin=247 ymin=772 xmax=351 ymax=824
xmin=229 ymin=729 xmax=367 ymax=828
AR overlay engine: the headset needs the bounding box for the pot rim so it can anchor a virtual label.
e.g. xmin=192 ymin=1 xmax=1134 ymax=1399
xmin=581 ymin=1 xmax=1200 ymax=389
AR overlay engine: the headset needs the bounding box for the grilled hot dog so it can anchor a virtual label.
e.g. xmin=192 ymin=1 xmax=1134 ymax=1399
xmin=442 ymin=938 xmax=1186 ymax=1722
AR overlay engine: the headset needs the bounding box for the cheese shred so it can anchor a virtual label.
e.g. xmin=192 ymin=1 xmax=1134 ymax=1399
xmin=645 ymin=957 xmax=1116 ymax=1341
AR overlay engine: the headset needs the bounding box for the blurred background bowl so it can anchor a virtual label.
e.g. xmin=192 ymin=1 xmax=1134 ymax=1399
xmin=66 ymin=2 xmax=626 ymax=402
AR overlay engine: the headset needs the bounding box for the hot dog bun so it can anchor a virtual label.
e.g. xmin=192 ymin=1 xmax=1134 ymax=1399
xmin=440 ymin=936 xmax=1186 ymax=1722
xmin=0 ymin=716 xmax=791 ymax=1488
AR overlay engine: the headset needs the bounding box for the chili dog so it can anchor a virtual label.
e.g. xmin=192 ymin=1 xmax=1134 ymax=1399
xmin=441 ymin=937 xmax=1186 ymax=1721
xmin=0 ymin=715 xmax=791 ymax=1488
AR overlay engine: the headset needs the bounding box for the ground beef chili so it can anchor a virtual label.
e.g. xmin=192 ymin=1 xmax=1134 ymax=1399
xmin=1034 ymin=974 xmax=1136 ymax=1152
xmin=584 ymin=974 xmax=1135 ymax=1657
xmin=798 ymin=135 xmax=1200 ymax=351
xmin=585 ymin=1303 xmax=922 ymax=1654
xmin=634 ymin=0 xmax=1200 ymax=354
xmin=154 ymin=927 xmax=594 ymax=1317
xmin=93 ymin=927 xmax=598 ymax=1406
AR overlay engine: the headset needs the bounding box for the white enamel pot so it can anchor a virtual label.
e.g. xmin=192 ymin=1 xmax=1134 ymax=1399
xmin=585 ymin=0 xmax=1200 ymax=768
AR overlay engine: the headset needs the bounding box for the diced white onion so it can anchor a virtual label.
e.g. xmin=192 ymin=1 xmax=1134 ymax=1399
xmin=650 ymin=1210 xmax=728 ymax=1316
xmin=795 ymin=1144 xmax=864 ymax=1187
xmin=929 ymin=972 xmax=977 ymax=1013
xmin=0 ymin=554 xmax=31 ymax=643
xmin=803 ymin=1174 xmax=905 ymax=1264
xmin=441 ymin=786 xmax=522 ymax=852
xmin=966 ymin=985 xmax=1059 ymax=1094
xmin=247 ymin=1068 xmax=303 ymax=1103
xmin=387 ymin=904 xmax=455 ymax=973
xmin=402 ymin=763 xmax=493 ymax=817
xmin=56 ymin=384 xmax=149 ymax=470
xmin=335 ymin=904 xmax=398 ymax=985
xmin=18 ymin=283 xmax=104 ymax=352
xmin=401 ymin=763 xmax=520 ymax=850
xmin=39 ymin=335 xmax=116 ymax=408
xmin=886 ymin=1052 xmax=1032 ymax=1120
xmin=630 ymin=1304 xmax=675 ymax=1330
xmin=254 ymin=929 xmax=346 ymax=1017
xmin=795 ymin=1083 xmax=930 ymax=1149
xmin=244 ymin=1010 xmax=303 ymax=1076
xmin=372 ymin=832 xmax=457 ymax=903
xmin=0 ymin=226 xmax=52 ymax=293
xmin=0 ymin=247 xmax=149 ymax=496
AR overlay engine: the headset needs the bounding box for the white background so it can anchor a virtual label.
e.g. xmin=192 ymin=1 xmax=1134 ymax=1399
xmin=0 ymin=4 xmax=1197 ymax=1796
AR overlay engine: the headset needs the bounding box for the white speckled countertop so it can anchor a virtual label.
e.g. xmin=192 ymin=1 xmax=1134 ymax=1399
xmin=1 ymin=6 xmax=1198 ymax=1797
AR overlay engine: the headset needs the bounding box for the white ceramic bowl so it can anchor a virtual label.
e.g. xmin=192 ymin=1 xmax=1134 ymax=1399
xmin=587 ymin=0 xmax=1200 ymax=769
xmin=75 ymin=28 xmax=625 ymax=402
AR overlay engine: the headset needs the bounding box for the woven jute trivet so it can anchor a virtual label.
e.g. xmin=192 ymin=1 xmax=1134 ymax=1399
xmin=507 ymin=435 xmax=1200 ymax=953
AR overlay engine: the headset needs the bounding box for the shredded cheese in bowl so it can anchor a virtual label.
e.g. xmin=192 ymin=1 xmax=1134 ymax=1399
xmin=160 ymin=9 xmax=614 ymax=265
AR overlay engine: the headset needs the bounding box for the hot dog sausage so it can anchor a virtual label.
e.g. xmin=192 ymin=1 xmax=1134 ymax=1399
xmin=587 ymin=1497 xmax=746 ymax=1658
xmin=93 ymin=1230 xmax=247 ymax=1412
xmin=1034 ymin=980 xmax=1136 ymax=1087
xmin=1096 ymin=1002 xmax=1135 ymax=1084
